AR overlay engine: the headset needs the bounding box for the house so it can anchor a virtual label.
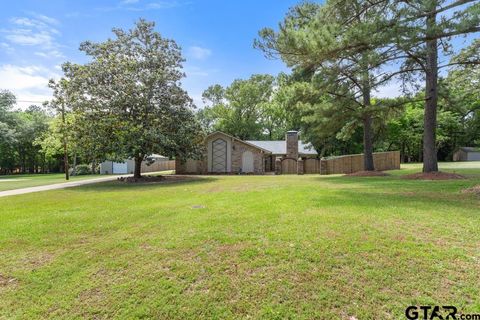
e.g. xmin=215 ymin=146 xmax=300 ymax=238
xmin=175 ymin=131 xmax=318 ymax=174
xmin=100 ymin=154 xmax=171 ymax=174
xmin=453 ymin=147 xmax=480 ymax=161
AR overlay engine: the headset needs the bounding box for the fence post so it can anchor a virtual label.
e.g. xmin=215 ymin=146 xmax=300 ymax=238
xmin=275 ymin=158 xmax=282 ymax=175
xmin=297 ymin=158 xmax=304 ymax=175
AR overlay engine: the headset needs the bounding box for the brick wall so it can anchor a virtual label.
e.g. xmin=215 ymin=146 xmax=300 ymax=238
xmin=286 ymin=131 xmax=298 ymax=159
xmin=231 ymin=141 xmax=265 ymax=174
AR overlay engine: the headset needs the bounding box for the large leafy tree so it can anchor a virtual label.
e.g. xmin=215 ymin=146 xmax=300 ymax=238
xmin=442 ymin=39 xmax=480 ymax=148
xmin=200 ymin=74 xmax=280 ymax=140
xmin=62 ymin=19 xmax=203 ymax=178
xmin=256 ymin=0 xmax=403 ymax=171
xmin=0 ymin=90 xmax=17 ymax=173
xmin=1 ymin=91 xmax=51 ymax=174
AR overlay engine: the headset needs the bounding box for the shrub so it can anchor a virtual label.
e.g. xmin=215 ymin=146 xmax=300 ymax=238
xmin=71 ymin=164 xmax=92 ymax=176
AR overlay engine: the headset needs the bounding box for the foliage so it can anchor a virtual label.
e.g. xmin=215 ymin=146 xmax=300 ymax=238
xmin=255 ymin=0 xmax=407 ymax=170
xmin=59 ymin=19 xmax=203 ymax=178
xmin=0 ymin=91 xmax=52 ymax=174
xmin=70 ymin=164 xmax=92 ymax=176
xmin=199 ymin=74 xmax=286 ymax=140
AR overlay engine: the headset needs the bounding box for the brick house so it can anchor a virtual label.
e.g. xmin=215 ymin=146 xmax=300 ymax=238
xmin=175 ymin=131 xmax=318 ymax=174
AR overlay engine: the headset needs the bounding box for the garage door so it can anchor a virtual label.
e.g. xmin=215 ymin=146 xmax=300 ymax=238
xmin=112 ymin=162 xmax=128 ymax=174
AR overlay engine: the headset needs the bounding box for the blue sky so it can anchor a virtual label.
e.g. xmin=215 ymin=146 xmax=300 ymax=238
xmin=0 ymin=0 xmax=477 ymax=109
xmin=0 ymin=0 xmax=303 ymax=108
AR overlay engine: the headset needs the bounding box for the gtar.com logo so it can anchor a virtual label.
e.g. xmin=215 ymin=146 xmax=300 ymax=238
xmin=405 ymin=306 xmax=457 ymax=320
xmin=405 ymin=306 xmax=480 ymax=320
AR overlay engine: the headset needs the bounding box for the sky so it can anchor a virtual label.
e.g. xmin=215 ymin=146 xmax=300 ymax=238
xmin=0 ymin=0 xmax=304 ymax=109
xmin=0 ymin=0 xmax=476 ymax=110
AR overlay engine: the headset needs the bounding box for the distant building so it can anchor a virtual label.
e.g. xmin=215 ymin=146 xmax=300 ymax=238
xmin=100 ymin=154 xmax=170 ymax=174
xmin=453 ymin=147 xmax=480 ymax=161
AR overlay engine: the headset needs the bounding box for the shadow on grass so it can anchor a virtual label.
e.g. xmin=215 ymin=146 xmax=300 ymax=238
xmin=316 ymin=170 xmax=479 ymax=189
xmin=70 ymin=176 xmax=219 ymax=192
xmin=307 ymin=183 xmax=480 ymax=218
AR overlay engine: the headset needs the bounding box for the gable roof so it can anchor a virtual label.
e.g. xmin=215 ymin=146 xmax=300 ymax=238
xmin=458 ymin=147 xmax=480 ymax=153
xmin=245 ymin=140 xmax=318 ymax=155
xmin=206 ymin=131 xmax=272 ymax=154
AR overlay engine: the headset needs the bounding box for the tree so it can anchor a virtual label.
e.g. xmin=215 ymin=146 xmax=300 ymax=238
xmin=13 ymin=105 xmax=51 ymax=173
xmin=386 ymin=0 xmax=479 ymax=172
xmin=255 ymin=0 xmax=403 ymax=171
xmin=200 ymin=74 xmax=278 ymax=140
xmin=62 ymin=19 xmax=203 ymax=178
xmin=442 ymin=39 xmax=480 ymax=148
xmin=0 ymin=90 xmax=17 ymax=173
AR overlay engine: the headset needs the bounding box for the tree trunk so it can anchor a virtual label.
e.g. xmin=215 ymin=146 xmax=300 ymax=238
xmin=72 ymin=152 xmax=77 ymax=176
xmin=62 ymin=105 xmax=70 ymax=180
xmin=361 ymin=56 xmax=375 ymax=172
xmin=423 ymin=6 xmax=439 ymax=173
xmin=134 ymin=156 xmax=143 ymax=179
xmin=363 ymin=114 xmax=375 ymax=171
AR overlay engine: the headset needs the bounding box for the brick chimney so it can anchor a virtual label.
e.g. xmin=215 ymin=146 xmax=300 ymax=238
xmin=286 ymin=130 xmax=298 ymax=159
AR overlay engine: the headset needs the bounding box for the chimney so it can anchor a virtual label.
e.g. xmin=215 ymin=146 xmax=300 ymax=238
xmin=286 ymin=130 xmax=298 ymax=159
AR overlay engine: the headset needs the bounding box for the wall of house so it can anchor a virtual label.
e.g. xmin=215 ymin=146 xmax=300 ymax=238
xmin=231 ymin=140 xmax=265 ymax=174
xmin=206 ymin=133 xmax=232 ymax=173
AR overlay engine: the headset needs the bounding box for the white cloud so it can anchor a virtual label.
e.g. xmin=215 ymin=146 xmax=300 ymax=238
xmin=2 ymin=13 xmax=63 ymax=60
xmin=34 ymin=50 xmax=64 ymax=59
xmin=30 ymin=13 xmax=60 ymax=26
xmin=5 ymin=30 xmax=54 ymax=46
xmin=0 ymin=64 xmax=60 ymax=109
xmin=188 ymin=46 xmax=212 ymax=60
xmin=0 ymin=42 xmax=14 ymax=54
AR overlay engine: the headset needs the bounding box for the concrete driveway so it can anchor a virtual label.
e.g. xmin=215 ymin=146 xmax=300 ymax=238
xmin=0 ymin=174 xmax=132 ymax=198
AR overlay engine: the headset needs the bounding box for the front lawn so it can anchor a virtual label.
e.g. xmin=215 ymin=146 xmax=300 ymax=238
xmin=0 ymin=173 xmax=101 ymax=192
xmin=0 ymin=163 xmax=479 ymax=319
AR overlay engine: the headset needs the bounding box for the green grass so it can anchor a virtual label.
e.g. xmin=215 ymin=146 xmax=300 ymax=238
xmin=0 ymin=163 xmax=479 ymax=319
xmin=0 ymin=173 xmax=103 ymax=192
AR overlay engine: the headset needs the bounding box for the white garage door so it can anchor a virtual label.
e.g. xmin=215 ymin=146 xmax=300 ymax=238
xmin=112 ymin=162 xmax=128 ymax=174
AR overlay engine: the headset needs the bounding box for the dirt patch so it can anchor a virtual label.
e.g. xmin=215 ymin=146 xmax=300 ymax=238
xmin=344 ymin=171 xmax=389 ymax=177
xmin=117 ymin=175 xmax=198 ymax=184
xmin=21 ymin=252 xmax=55 ymax=269
xmin=462 ymin=185 xmax=480 ymax=196
xmin=0 ymin=274 xmax=17 ymax=287
xmin=402 ymin=171 xmax=466 ymax=180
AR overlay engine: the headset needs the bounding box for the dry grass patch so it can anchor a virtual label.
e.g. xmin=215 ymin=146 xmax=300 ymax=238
xmin=462 ymin=185 xmax=480 ymax=196
xmin=0 ymin=274 xmax=17 ymax=287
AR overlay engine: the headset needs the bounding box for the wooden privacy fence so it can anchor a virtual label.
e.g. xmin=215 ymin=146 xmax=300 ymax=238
xmin=277 ymin=151 xmax=400 ymax=175
xmin=141 ymin=160 xmax=175 ymax=173
xmin=281 ymin=158 xmax=297 ymax=174
xmin=320 ymin=151 xmax=400 ymax=174
xmin=304 ymin=158 xmax=321 ymax=174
